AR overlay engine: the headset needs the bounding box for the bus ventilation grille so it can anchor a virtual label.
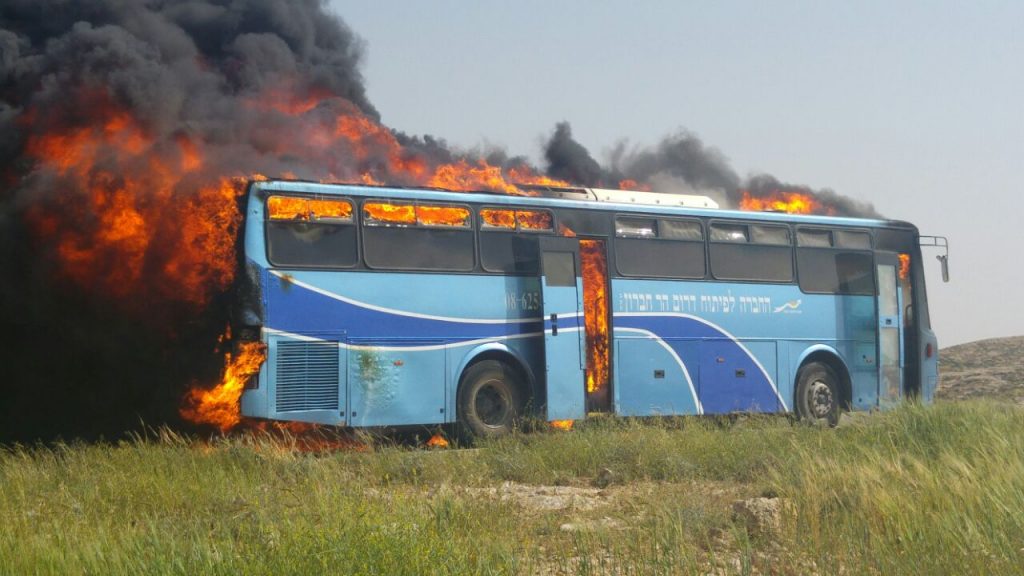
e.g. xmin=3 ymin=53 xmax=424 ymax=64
xmin=275 ymin=341 xmax=340 ymax=413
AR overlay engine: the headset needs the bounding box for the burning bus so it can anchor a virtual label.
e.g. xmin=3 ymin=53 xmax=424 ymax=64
xmin=195 ymin=179 xmax=948 ymax=437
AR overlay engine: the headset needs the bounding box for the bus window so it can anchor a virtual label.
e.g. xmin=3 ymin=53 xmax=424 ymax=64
xmin=615 ymin=217 xmax=656 ymax=238
xmin=615 ymin=216 xmax=705 ymax=279
xmin=796 ymin=227 xmax=874 ymax=295
xmin=480 ymin=208 xmax=516 ymax=229
xmin=710 ymin=222 xmax=793 ymax=283
xmin=308 ymin=199 xmax=353 ymax=222
xmin=266 ymin=196 xmax=357 ymax=268
xmin=658 ymin=218 xmax=703 ymax=241
xmin=480 ymin=208 xmax=552 ymax=274
xmin=363 ymin=201 xmax=474 ymax=271
xmin=517 ymin=210 xmax=553 ymax=231
xmin=480 ymin=208 xmax=552 ymax=232
xmin=363 ymin=202 xmax=416 ymax=225
xmin=710 ymin=223 xmax=747 ymax=243
xmin=797 ymin=229 xmax=832 ymax=247
xmin=835 ymin=230 xmax=871 ymax=250
xmin=268 ymin=196 xmax=311 ymax=220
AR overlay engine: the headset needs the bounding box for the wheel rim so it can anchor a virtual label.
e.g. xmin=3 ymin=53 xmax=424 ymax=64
xmin=808 ymin=379 xmax=834 ymax=418
xmin=475 ymin=380 xmax=511 ymax=428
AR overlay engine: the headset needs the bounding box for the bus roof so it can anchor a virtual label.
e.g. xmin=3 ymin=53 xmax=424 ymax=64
xmin=250 ymin=179 xmax=916 ymax=232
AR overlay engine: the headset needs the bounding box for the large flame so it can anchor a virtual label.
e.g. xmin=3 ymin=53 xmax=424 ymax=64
xmin=180 ymin=342 xmax=267 ymax=432
xmin=580 ymin=240 xmax=610 ymax=405
xmin=24 ymin=100 xmax=245 ymax=307
xmin=739 ymin=190 xmax=835 ymax=215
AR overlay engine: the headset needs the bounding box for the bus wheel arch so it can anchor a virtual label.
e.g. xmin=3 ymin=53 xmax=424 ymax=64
xmin=455 ymin=349 xmax=532 ymax=440
xmin=794 ymin=350 xmax=852 ymax=426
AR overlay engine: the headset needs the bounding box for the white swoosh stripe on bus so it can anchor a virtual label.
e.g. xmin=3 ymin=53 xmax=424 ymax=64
xmin=262 ymin=327 xmax=545 ymax=352
xmin=615 ymin=327 xmax=703 ymax=414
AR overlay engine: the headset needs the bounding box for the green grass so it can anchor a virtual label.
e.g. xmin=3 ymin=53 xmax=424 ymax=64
xmin=3 ymin=401 xmax=1024 ymax=575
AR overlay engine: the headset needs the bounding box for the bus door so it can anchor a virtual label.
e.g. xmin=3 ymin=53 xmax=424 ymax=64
xmin=539 ymin=236 xmax=586 ymax=421
xmin=876 ymin=253 xmax=904 ymax=406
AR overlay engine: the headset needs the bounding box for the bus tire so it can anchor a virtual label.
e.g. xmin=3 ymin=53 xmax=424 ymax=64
xmin=794 ymin=362 xmax=841 ymax=427
xmin=457 ymin=360 xmax=524 ymax=440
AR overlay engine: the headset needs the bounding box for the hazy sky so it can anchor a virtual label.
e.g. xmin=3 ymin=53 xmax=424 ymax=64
xmin=330 ymin=0 xmax=1022 ymax=347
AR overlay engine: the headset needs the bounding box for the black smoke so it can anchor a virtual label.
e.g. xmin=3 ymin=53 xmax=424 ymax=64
xmin=540 ymin=123 xmax=880 ymax=218
xmin=0 ymin=0 xmax=381 ymax=442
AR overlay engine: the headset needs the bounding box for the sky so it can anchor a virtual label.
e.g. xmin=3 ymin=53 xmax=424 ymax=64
xmin=329 ymin=0 xmax=1023 ymax=347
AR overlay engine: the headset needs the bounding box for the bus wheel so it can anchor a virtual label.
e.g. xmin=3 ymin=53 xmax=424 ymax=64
xmin=457 ymin=360 xmax=524 ymax=440
xmin=795 ymin=362 xmax=841 ymax=427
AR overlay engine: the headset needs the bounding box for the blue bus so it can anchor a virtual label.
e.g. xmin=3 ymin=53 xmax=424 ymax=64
xmin=234 ymin=179 xmax=947 ymax=436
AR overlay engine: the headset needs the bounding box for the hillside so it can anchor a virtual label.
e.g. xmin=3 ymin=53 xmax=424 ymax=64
xmin=938 ymin=335 xmax=1024 ymax=403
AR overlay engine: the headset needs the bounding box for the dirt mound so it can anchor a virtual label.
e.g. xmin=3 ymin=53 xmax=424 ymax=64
xmin=938 ymin=336 xmax=1024 ymax=403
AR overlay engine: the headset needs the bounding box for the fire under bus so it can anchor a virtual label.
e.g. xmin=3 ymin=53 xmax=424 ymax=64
xmin=233 ymin=180 xmax=949 ymax=436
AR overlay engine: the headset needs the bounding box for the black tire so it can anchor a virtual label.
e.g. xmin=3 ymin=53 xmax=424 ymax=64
xmin=794 ymin=362 xmax=841 ymax=427
xmin=457 ymin=360 xmax=525 ymax=440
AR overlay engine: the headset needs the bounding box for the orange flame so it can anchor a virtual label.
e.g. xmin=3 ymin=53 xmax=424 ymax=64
xmin=898 ymin=253 xmax=910 ymax=281
xmin=22 ymin=84 xmax=606 ymax=435
xmin=426 ymin=433 xmax=450 ymax=448
xmin=551 ymin=420 xmax=574 ymax=431
xmin=363 ymin=202 xmax=471 ymax=227
xmin=618 ymin=179 xmax=651 ymax=191
xmin=580 ymin=240 xmax=610 ymax=400
xmin=181 ymin=342 xmax=267 ymax=432
xmin=739 ymin=190 xmax=835 ymax=215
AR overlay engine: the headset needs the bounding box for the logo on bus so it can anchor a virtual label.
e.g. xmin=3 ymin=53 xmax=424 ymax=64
xmin=773 ymin=300 xmax=803 ymax=314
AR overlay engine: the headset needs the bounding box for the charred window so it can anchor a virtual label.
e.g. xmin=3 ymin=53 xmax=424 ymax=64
xmin=796 ymin=227 xmax=874 ymax=294
xmin=479 ymin=208 xmax=553 ymax=274
xmin=362 ymin=201 xmax=474 ymax=271
xmin=266 ymin=196 xmax=358 ymax=268
xmin=709 ymin=222 xmax=793 ymax=283
xmin=614 ymin=216 xmax=706 ymax=279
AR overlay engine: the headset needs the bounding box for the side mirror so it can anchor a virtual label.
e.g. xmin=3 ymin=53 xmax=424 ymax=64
xmin=937 ymin=255 xmax=949 ymax=283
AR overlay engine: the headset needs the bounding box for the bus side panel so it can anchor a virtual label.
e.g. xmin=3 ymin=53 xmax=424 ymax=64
xmin=614 ymin=336 xmax=700 ymax=416
xmin=699 ymin=340 xmax=779 ymax=413
xmin=347 ymin=343 xmax=446 ymax=427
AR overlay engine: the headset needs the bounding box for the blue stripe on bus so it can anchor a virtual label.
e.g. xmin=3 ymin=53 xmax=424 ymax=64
xmin=615 ymin=314 xmax=783 ymax=413
xmin=265 ymin=273 xmax=579 ymax=341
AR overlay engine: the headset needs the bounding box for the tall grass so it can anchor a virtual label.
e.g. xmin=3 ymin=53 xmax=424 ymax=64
xmin=1 ymin=401 xmax=1022 ymax=574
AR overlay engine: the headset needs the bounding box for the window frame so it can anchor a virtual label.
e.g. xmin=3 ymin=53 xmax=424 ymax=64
xmin=264 ymin=194 xmax=360 ymax=269
xmin=478 ymin=207 xmax=555 ymax=234
xmin=360 ymin=198 xmax=477 ymax=272
xmin=707 ymin=220 xmax=794 ymax=284
xmin=613 ymin=214 xmax=707 ymax=280
xmin=477 ymin=206 xmax=554 ymax=275
xmin=795 ymin=225 xmax=876 ymax=295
